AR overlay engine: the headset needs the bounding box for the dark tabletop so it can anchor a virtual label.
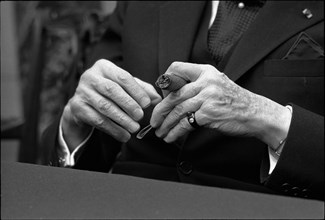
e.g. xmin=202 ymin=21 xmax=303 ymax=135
xmin=1 ymin=162 xmax=324 ymax=219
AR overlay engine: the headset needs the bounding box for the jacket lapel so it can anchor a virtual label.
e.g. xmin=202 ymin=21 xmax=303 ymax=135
xmin=158 ymin=1 xmax=207 ymax=75
xmin=224 ymin=1 xmax=324 ymax=82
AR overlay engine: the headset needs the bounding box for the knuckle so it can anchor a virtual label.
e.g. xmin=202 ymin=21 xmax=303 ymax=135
xmin=79 ymin=70 xmax=93 ymax=84
xmin=170 ymin=61 xmax=181 ymax=71
xmin=179 ymin=119 xmax=189 ymax=130
xmin=218 ymin=71 xmax=226 ymax=77
xmin=193 ymin=85 xmax=202 ymax=95
xmin=197 ymin=112 xmax=207 ymax=126
xmin=205 ymin=86 xmax=218 ymax=95
xmin=95 ymin=59 xmax=114 ymax=75
xmin=117 ymin=72 xmax=132 ymax=85
xmin=123 ymin=98 xmax=137 ymax=110
xmin=187 ymin=85 xmax=200 ymax=97
xmin=170 ymin=89 xmax=182 ymax=99
xmin=116 ymin=113 xmax=127 ymax=124
xmin=174 ymin=104 xmax=184 ymax=117
xmin=205 ymin=64 xmax=216 ymax=72
xmin=208 ymin=85 xmax=218 ymax=93
xmin=97 ymin=99 xmax=113 ymax=113
xmin=93 ymin=117 xmax=105 ymax=128
xmin=81 ymin=71 xmax=99 ymax=89
xmin=95 ymin=59 xmax=108 ymax=67
xmin=102 ymin=81 xmax=116 ymax=96
xmin=199 ymin=65 xmax=213 ymax=78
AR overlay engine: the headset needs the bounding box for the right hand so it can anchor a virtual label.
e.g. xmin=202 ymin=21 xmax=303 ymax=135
xmin=61 ymin=59 xmax=162 ymax=152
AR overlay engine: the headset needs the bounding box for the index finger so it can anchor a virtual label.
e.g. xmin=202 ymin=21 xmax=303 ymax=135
xmin=150 ymin=82 xmax=200 ymax=128
xmin=160 ymin=62 xmax=204 ymax=97
xmin=97 ymin=60 xmax=151 ymax=108
xmin=165 ymin=61 xmax=203 ymax=83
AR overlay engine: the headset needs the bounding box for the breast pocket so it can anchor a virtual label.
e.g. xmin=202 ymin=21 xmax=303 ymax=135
xmin=264 ymin=59 xmax=323 ymax=77
xmin=262 ymin=59 xmax=324 ymax=115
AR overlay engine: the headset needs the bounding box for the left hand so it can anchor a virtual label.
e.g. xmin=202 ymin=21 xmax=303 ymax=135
xmin=150 ymin=62 xmax=291 ymax=149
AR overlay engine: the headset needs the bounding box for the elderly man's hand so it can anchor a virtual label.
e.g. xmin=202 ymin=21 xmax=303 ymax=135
xmin=150 ymin=62 xmax=291 ymax=150
xmin=62 ymin=59 xmax=162 ymax=152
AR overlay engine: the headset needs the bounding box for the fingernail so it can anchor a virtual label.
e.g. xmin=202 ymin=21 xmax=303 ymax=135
xmin=141 ymin=97 xmax=151 ymax=109
xmin=130 ymin=123 xmax=140 ymax=133
xmin=155 ymin=129 xmax=165 ymax=138
xmin=150 ymin=120 xmax=157 ymax=128
xmin=122 ymin=133 xmax=131 ymax=143
xmin=155 ymin=129 xmax=161 ymax=138
xmin=150 ymin=116 xmax=161 ymax=128
xmin=133 ymin=108 xmax=144 ymax=121
xmin=163 ymin=137 xmax=171 ymax=143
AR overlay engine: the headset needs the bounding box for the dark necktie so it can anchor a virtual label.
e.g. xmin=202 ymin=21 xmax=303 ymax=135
xmin=207 ymin=1 xmax=265 ymax=66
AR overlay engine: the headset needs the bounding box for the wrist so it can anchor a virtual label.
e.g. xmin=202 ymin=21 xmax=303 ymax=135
xmin=249 ymin=96 xmax=292 ymax=150
xmin=268 ymin=104 xmax=292 ymax=151
xmin=61 ymin=105 xmax=93 ymax=152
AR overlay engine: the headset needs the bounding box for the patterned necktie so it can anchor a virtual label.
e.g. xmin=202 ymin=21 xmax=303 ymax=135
xmin=207 ymin=1 xmax=265 ymax=66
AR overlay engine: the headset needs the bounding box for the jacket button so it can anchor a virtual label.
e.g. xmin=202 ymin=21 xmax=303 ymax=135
xmin=281 ymin=183 xmax=291 ymax=193
xmin=178 ymin=161 xmax=193 ymax=175
xmin=57 ymin=157 xmax=66 ymax=167
xmin=301 ymin=189 xmax=310 ymax=198
xmin=291 ymin=187 xmax=301 ymax=196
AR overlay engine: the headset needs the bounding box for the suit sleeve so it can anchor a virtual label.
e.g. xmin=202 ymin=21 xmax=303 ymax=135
xmin=263 ymin=104 xmax=324 ymax=200
xmin=40 ymin=2 xmax=130 ymax=172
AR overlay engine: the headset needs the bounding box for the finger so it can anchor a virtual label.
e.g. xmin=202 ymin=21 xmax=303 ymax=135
xmin=134 ymin=77 xmax=162 ymax=105
xmin=160 ymin=62 xmax=203 ymax=98
xmin=95 ymin=77 xmax=144 ymax=121
xmin=150 ymin=82 xmax=200 ymax=128
xmin=155 ymin=96 xmax=202 ymax=138
xmin=165 ymin=61 xmax=204 ymax=83
xmin=156 ymin=74 xmax=189 ymax=98
xmin=85 ymin=88 xmax=140 ymax=134
xmin=73 ymin=101 xmax=131 ymax=143
xmin=163 ymin=116 xmax=194 ymax=143
xmin=96 ymin=59 xmax=151 ymax=108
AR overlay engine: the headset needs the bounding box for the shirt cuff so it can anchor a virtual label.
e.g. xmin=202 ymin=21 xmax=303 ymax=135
xmin=267 ymin=105 xmax=292 ymax=175
xmin=268 ymin=148 xmax=279 ymax=174
xmin=57 ymin=117 xmax=94 ymax=167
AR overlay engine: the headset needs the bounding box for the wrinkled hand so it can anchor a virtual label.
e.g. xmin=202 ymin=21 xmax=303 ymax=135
xmin=150 ymin=62 xmax=291 ymax=149
xmin=62 ymin=59 xmax=162 ymax=151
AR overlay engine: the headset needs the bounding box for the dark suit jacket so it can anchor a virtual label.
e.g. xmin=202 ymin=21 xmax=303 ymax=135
xmin=42 ymin=1 xmax=324 ymax=200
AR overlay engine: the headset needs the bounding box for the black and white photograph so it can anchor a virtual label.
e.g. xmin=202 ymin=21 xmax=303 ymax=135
xmin=1 ymin=1 xmax=324 ymax=219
